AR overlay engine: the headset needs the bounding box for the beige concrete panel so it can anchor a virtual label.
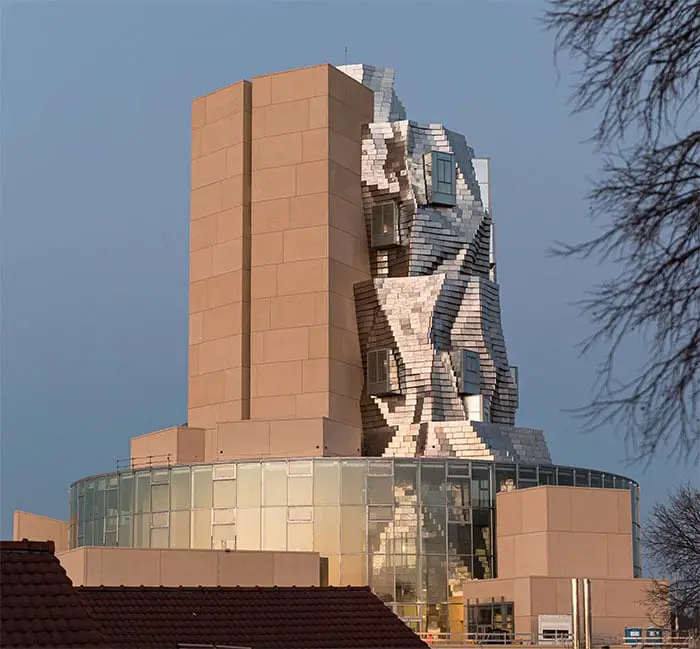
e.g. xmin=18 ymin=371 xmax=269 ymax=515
xmin=263 ymin=327 xmax=309 ymax=362
xmin=14 ymin=512 xmax=70 ymax=554
xmin=267 ymin=65 xmax=329 ymax=104
xmin=219 ymin=399 xmax=247 ymax=423
xmin=308 ymin=325 xmax=329 ymax=359
xmin=203 ymin=81 xmax=249 ymax=123
xmin=207 ymin=270 xmax=244 ymax=309
xmin=99 ymin=548 xmax=161 ymax=586
xmin=192 ymin=128 xmax=202 ymax=159
xmin=253 ymin=132 xmax=302 ymax=170
xmin=176 ymin=427 xmax=206 ymax=463
xmin=262 ymin=99 xmax=310 ymax=137
xmin=295 ymin=392 xmax=330 ymax=419
xmin=268 ymin=418 xmax=325 ymax=456
xmin=217 ymin=551 xmax=274 ymax=586
xmin=200 ymin=116 xmax=241 ymax=156
xmin=545 ymin=487 xmax=572 ymax=531
xmin=84 ymin=548 xmax=103 ymax=586
xmin=131 ymin=427 xmax=181 ymax=466
xmin=616 ymin=490 xmax=633 ymax=533
xmin=218 ymin=207 xmax=246 ymax=243
xmin=56 ymin=548 xmax=86 ymax=585
xmin=330 ymin=292 xmax=359 ymax=334
xmin=192 ymin=97 xmax=206 ymax=129
xmin=329 ymin=259 xmax=369 ymax=299
xmin=308 ymin=96 xmax=328 ymax=129
xmin=270 ymin=294 xmax=319 ymax=329
xmin=496 ymin=534 xmax=516 ymax=580
xmin=513 ymin=576 xmax=533 ymax=615
xmin=251 ymin=395 xmax=297 ymax=420
xmin=251 ymin=298 xmax=271 ymax=332
xmin=328 ymin=96 xmax=370 ymax=144
xmin=190 ymin=213 xmax=218 ymax=251
xmin=202 ymin=303 xmax=243 ymax=341
xmin=225 ymin=366 xmax=250 ymax=402
xmin=570 ymin=488 xmax=620 ymax=533
xmin=322 ymin=419 xmax=361 ymax=456
xmin=189 ymin=371 xmax=227 ymax=408
xmin=189 ymin=345 xmax=199 ymax=376
xmin=283 ymin=225 xmax=328 ymax=262
xmin=302 ymin=128 xmax=329 ymax=163
xmin=276 ymin=259 xmax=328 ymax=297
xmin=255 ymin=361 xmax=303 ymax=397
xmin=216 ymin=421 xmax=271 ymax=458
xmin=197 ymin=337 xmax=242 ymax=375
xmin=252 ymin=198 xmax=291 ymax=234
xmin=330 ymin=194 xmax=367 ymax=239
xmin=296 ymin=160 xmax=329 ymax=196
xmin=190 ymin=248 xmax=214 ymax=283
xmin=273 ymin=551 xmax=321 ymax=586
xmin=290 ymin=193 xmax=329 ymax=229
xmin=190 ymin=280 xmax=208 ymax=313
xmin=329 ymin=392 xmax=362 ymax=426
xmin=520 ymin=488 xmax=548 ymax=534
xmin=192 ymin=150 xmax=227 ymax=189
xmin=251 ymin=265 xmax=277 ymax=299
xmin=528 ymin=576 xmax=558 ymax=615
xmin=212 ymin=238 xmax=244 ymax=276
xmin=329 ymin=226 xmax=369 ymax=274
xmin=251 ymin=331 xmax=264 ymax=365
xmin=190 ymin=183 xmax=223 ymax=221
xmin=188 ymin=404 xmax=219 ymax=433
xmin=329 ymin=326 xmax=362 ymax=365
xmin=160 ymin=549 xmax=218 ymax=586
xmin=329 ymin=130 xmax=362 ymax=174
xmin=329 ymin=163 xmax=362 ymax=206
xmin=462 ymin=577 xmax=516 ymax=604
xmin=550 ymin=531 xmax=608 ymax=578
xmin=252 ymin=75 xmax=271 ymax=108
xmin=225 ymin=143 xmax=250 ymax=178
xmin=327 ymin=65 xmax=373 ymax=119
xmin=314 ymin=292 xmax=329 ymax=326
xmin=603 ymin=578 xmax=658 ymax=620
xmin=606 ymin=533 xmax=634 ymax=578
xmin=251 ymin=231 xmax=284 ymax=266
xmin=222 ymin=174 xmax=251 ymax=210
xmin=514 ymin=532 xmax=549 ymax=577
xmin=303 ymin=359 xmax=330 ymax=393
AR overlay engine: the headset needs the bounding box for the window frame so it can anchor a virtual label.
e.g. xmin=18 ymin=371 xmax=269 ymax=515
xmin=428 ymin=151 xmax=457 ymax=206
xmin=459 ymin=349 xmax=481 ymax=396
xmin=367 ymin=348 xmax=399 ymax=396
xmin=370 ymin=201 xmax=400 ymax=249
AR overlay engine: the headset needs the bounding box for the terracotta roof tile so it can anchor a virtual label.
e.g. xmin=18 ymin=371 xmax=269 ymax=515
xmin=0 ymin=540 xmax=110 ymax=649
xmin=76 ymin=585 xmax=428 ymax=649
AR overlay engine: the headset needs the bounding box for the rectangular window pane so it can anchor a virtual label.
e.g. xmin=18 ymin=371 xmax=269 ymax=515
xmin=446 ymin=477 xmax=470 ymax=508
xmin=192 ymin=466 xmax=212 ymax=508
xmin=575 ymin=470 xmax=590 ymax=487
xmin=314 ymin=461 xmax=339 ymax=505
xmin=213 ymin=509 xmax=235 ymax=524
xmin=236 ymin=508 xmax=261 ymax=550
xmin=263 ymin=463 xmax=287 ymax=506
xmin=421 ymin=461 xmax=446 ymax=507
xmin=341 ymin=505 xmax=367 ymax=553
xmin=557 ymin=468 xmax=574 ymax=486
xmin=471 ymin=465 xmax=491 ymax=508
xmin=118 ymin=515 xmax=132 ymax=547
xmin=340 ymin=554 xmax=366 ymax=586
xmin=288 ymin=522 xmax=313 ymax=552
xmin=288 ymin=476 xmax=312 ymax=505
xmin=262 ymin=507 xmax=287 ymax=551
xmin=171 ymin=468 xmax=190 ymax=510
xmin=538 ymin=467 xmax=555 ymax=486
xmin=213 ymin=464 xmax=236 ymax=480
xmin=105 ymin=488 xmax=118 ymax=518
xmin=170 ymin=511 xmax=190 ymax=549
xmin=151 ymin=512 xmax=169 ymax=528
xmin=119 ymin=474 xmax=134 ymax=514
xmin=369 ymin=553 xmax=394 ymax=603
xmin=237 ymin=463 xmax=262 ymax=508
xmin=151 ymin=484 xmax=169 ymax=512
xmin=151 ymin=527 xmax=169 ymax=549
xmin=134 ymin=513 xmax=149 ymax=547
xmin=135 ymin=474 xmax=150 ymax=513
xmin=313 ymin=506 xmax=339 ymax=553
xmin=422 ymin=507 xmax=446 ymax=554
xmin=191 ymin=510 xmax=211 ymax=549
xmin=368 ymin=476 xmax=393 ymax=504
xmin=288 ymin=461 xmax=312 ymax=476
xmin=288 ymin=506 xmax=313 ymax=522
xmin=341 ymin=461 xmax=367 ymax=505
xmin=423 ymin=555 xmax=447 ymax=603
xmin=369 ymin=506 xmax=393 ymax=521
xmin=212 ymin=524 xmax=236 ymax=550
xmin=151 ymin=469 xmax=169 ymax=484
xmin=377 ymin=350 xmax=389 ymax=383
xmin=213 ymin=480 xmax=236 ymax=508
xmin=448 ymin=522 xmax=472 ymax=555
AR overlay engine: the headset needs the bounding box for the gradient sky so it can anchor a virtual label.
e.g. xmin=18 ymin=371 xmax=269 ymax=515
xmin=2 ymin=0 xmax=697 ymax=541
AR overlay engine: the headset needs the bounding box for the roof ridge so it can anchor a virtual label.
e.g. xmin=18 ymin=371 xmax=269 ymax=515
xmin=0 ymin=539 xmax=55 ymax=553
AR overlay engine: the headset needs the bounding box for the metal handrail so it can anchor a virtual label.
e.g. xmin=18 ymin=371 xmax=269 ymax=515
xmin=416 ymin=632 xmax=693 ymax=648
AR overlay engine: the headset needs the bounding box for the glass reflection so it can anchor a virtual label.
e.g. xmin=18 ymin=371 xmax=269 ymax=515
xmin=314 ymin=461 xmax=339 ymax=505
xmin=341 ymin=461 xmax=367 ymax=505
xmin=341 ymin=505 xmax=366 ymax=553
xmin=192 ymin=466 xmax=212 ymax=509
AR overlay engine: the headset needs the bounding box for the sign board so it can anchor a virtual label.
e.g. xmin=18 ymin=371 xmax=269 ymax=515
xmin=538 ymin=615 xmax=572 ymax=644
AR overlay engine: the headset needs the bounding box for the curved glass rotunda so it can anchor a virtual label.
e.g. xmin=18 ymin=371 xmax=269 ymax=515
xmin=69 ymin=457 xmax=641 ymax=630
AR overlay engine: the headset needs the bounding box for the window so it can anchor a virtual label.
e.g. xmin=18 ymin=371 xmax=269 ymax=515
xmin=459 ymin=349 xmax=481 ymax=395
xmin=367 ymin=349 xmax=399 ymax=396
xmin=426 ymin=151 xmax=457 ymax=206
xmin=371 ymin=201 xmax=399 ymax=248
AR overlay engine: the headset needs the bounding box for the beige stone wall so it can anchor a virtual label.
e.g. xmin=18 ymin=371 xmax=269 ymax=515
xmin=13 ymin=511 xmax=70 ymax=554
xmin=188 ymin=80 xmax=253 ymax=438
xmin=58 ymin=546 xmax=320 ymax=587
xmin=496 ymin=486 xmax=634 ymax=579
xmin=130 ymin=426 xmax=206 ymax=467
xmin=187 ymin=64 xmax=373 ymax=460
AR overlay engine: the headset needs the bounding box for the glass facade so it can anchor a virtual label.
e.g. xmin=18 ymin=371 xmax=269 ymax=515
xmin=69 ymin=458 xmax=640 ymax=632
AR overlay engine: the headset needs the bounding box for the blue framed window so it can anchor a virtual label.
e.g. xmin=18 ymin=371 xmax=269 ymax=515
xmin=429 ymin=151 xmax=457 ymax=206
xmin=459 ymin=349 xmax=480 ymax=395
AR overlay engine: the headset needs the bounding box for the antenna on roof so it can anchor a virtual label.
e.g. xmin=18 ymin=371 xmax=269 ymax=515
xmin=344 ymin=46 xmax=348 ymax=66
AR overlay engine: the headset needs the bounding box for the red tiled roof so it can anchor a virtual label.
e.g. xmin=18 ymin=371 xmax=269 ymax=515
xmin=76 ymin=585 xmax=428 ymax=649
xmin=0 ymin=540 xmax=110 ymax=649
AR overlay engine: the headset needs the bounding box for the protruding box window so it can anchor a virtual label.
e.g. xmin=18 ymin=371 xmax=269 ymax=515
xmin=371 ymin=201 xmax=399 ymax=248
xmin=426 ymin=151 xmax=457 ymax=206
xmin=459 ymin=349 xmax=481 ymax=395
xmin=367 ymin=348 xmax=399 ymax=396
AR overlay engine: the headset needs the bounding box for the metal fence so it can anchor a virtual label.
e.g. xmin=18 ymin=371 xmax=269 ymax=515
xmin=416 ymin=632 xmax=695 ymax=648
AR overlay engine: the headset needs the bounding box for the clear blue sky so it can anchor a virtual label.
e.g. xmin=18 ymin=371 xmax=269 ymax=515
xmin=1 ymin=0 xmax=697 ymax=540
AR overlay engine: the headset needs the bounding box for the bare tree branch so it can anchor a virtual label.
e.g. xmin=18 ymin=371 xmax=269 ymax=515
xmin=543 ymin=0 xmax=700 ymax=463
